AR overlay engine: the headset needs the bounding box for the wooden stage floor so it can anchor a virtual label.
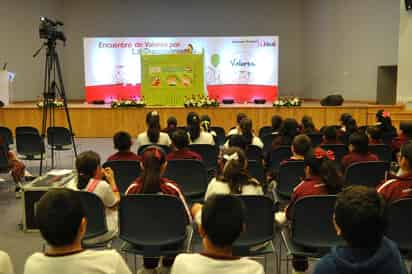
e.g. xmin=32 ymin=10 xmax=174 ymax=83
xmin=0 ymin=102 xmax=407 ymax=137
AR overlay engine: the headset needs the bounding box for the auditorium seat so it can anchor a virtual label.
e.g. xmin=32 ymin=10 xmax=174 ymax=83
xmin=258 ymin=126 xmax=272 ymax=139
xmin=0 ymin=126 xmax=14 ymax=149
xmin=344 ymin=161 xmax=389 ymax=187
xmin=210 ymin=126 xmax=225 ymax=146
xmin=102 ymin=160 xmax=141 ymax=194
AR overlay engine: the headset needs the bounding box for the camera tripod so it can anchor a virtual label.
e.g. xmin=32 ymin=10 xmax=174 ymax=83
xmin=33 ymin=39 xmax=77 ymax=175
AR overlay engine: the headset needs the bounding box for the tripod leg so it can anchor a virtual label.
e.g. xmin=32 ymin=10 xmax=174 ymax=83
xmin=53 ymin=52 xmax=78 ymax=158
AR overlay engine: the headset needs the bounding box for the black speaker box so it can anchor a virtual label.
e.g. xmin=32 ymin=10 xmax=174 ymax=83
xmin=222 ymin=99 xmax=234 ymax=104
xmin=91 ymin=100 xmax=106 ymax=105
xmin=254 ymin=99 xmax=266 ymax=104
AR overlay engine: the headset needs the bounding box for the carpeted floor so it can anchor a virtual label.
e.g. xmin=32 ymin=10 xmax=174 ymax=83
xmin=0 ymin=138 xmax=322 ymax=274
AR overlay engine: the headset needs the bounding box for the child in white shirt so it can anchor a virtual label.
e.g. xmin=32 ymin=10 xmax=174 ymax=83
xmin=24 ymin=188 xmax=131 ymax=274
xmin=171 ymin=195 xmax=264 ymax=274
xmin=0 ymin=250 xmax=14 ymax=274
xmin=187 ymin=112 xmax=215 ymax=145
xmin=136 ymin=111 xmax=172 ymax=151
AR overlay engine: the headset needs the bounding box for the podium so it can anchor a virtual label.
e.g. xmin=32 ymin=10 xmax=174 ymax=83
xmin=140 ymin=50 xmax=205 ymax=106
xmin=0 ymin=70 xmax=11 ymax=105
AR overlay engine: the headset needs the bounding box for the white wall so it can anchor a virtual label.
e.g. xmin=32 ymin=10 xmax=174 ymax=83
xmin=397 ymin=0 xmax=412 ymax=104
xmin=0 ymin=0 xmax=402 ymax=101
xmin=0 ymin=0 xmax=63 ymax=101
xmin=302 ymin=0 xmax=400 ymax=101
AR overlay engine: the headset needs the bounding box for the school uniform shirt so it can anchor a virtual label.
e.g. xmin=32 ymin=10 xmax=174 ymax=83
xmin=391 ymin=133 xmax=410 ymax=152
xmin=227 ymin=127 xmax=241 ymax=137
xmin=189 ymin=131 xmax=215 ymax=145
xmin=171 ymin=253 xmax=264 ymax=274
xmin=320 ymin=140 xmax=343 ymax=145
xmin=286 ymin=176 xmax=328 ymax=220
xmin=107 ymin=151 xmax=141 ymax=161
xmin=313 ymin=237 xmax=407 ymax=274
xmin=377 ymin=172 xmax=412 ymax=203
xmin=223 ymin=136 xmax=264 ymax=149
xmin=204 ymin=177 xmax=264 ymax=201
xmin=341 ymin=152 xmax=379 ymax=171
xmin=0 ymin=250 xmax=14 ymax=274
xmin=24 ymin=249 xmax=131 ymax=274
xmin=135 ymin=131 xmax=171 ymax=151
xmin=167 ymin=148 xmax=203 ymax=161
xmin=125 ymin=177 xmax=192 ymax=222
xmin=67 ymin=178 xmax=118 ymax=235
xmin=369 ymin=139 xmax=383 ymax=145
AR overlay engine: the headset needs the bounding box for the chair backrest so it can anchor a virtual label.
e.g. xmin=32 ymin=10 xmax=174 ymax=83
xmin=307 ymin=133 xmax=323 ymax=147
xmin=119 ymin=194 xmax=187 ymax=255
xmin=188 ymin=144 xmax=219 ymax=171
xmin=47 ymin=127 xmax=72 ymax=148
xmin=0 ymin=126 xmax=13 ymax=147
xmin=258 ymin=126 xmax=272 ymax=139
xmin=320 ymin=144 xmax=349 ymax=165
xmin=15 ymin=126 xmax=39 ymax=136
xmin=102 ymin=160 xmax=141 ymax=194
xmin=246 ymin=145 xmax=263 ymax=162
xmin=210 ymin=126 xmax=226 ymax=146
xmin=268 ymin=146 xmax=292 ymax=171
xmin=0 ymin=145 xmax=9 ymax=170
xmin=163 ymin=159 xmax=208 ymax=198
xmin=261 ymin=134 xmax=277 ymax=155
xmin=233 ymin=195 xmax=274 ymax=250
xmin=16 ymin=133 xmax=44 ymax=157
xmin=368 ymin=144 xmax=392 ymax=163
xmin=277 ymin=161 xmax=305 ymax=198
xmin=344 ymin=161 xmax=389 ymax=187
xmin=292 ymin=195 xmax=343 ymax=248
xmin=247 ymin=160 xmax=265 ymax=185
xmin=76 ymin=191 xmax=108 ymax=240
xmin=386 ymin=198 xmax=412 ymax=251
xmin=138 ymin=144 xmax=171 ymax=155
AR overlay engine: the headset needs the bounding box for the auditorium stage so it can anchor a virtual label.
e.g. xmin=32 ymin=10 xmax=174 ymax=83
xmin=0 ymin=102 xmax=407 ymax=138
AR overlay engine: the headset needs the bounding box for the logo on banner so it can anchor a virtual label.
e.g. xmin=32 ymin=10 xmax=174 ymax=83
xmin=258 ymin=40 xmax=277 ymax=47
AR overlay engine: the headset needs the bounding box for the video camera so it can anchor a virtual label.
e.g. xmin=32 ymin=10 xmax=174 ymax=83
xmin=39 ymin=17 xmax=66 ymax=43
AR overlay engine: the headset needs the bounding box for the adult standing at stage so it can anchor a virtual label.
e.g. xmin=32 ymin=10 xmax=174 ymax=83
xmin=136 ymin=111 xmax=172 ymax=151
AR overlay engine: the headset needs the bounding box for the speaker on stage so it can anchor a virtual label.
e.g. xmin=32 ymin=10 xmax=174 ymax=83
xmin=320 ymin=94 xmax=344 ymax=106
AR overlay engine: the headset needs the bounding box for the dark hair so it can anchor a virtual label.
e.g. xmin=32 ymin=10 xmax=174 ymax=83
xmin=271 ymin=115 xmax=283 ymax=132
xmin=292 ymin=134 xmax=312 ymax=156
xmin=76 ymin=151 xmax=100 ymax=190
xmin=345 ymin=118 xmax=358 ymax=136
xmin=187 ymin=112 xmax=201 ymax=142
xmin=201 ymin=195 xmax=245 ymax=248
xmin=324 ymin=126 xmax=338 ymax=141
xmin=200 ymin=115 xmax=212 ymax=132
xmin=219 ymin=147 xmax=259 ymax=194
xmin=228 ymin=135 xmax=248 ymax=151
xmin=304 ymin=152 xmax=344 ymax=194
xmin=400 ymin=122 xmax=412 ymax=138
xmin=367 ymin=126 xmax=382 ymax=141
xmin=279 ymin=118 xmax=299 ymax=144
xmin=36 ymin=189 xmax=85 ymax=247
xmin=335 ymin=186 xmax=387 ymax=248
xmin=113 ymin=131 xmax=132 ymax=151
xmin=301 ymin=115 xmax=316 ymax=134
xmin=240 ymin=118 xmax=253 ymax=145
xmin=171 ymin=129 xmax=189 ymax=150
xmin=340 ymin=113 xmax=352 ymax=124
xmin=167 ymin=116 xmax=177 ymax=128
xmin=401 ymin=142 xmax=412 ymax=169
xmin=146 ymin=111 xmax=161 ymax=143
xmin=236 ymin=113 xmax=247 ymax=125
xmin=376 ymin=110 xmax=393 ymax=132
xmin=349 ymin=132 xmax=369 ymax=154
xmin=140 ymin=147 xmax=167 ymax=193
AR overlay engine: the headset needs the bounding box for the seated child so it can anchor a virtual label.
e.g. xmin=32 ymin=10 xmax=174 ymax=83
xmin=378 ymin=142 xmax=412 ymax=202
xmin=167 ymin=129 xmax=202 ymax=161
xmin=172 ymin=195 xmax=264 ymax=274
xmin=107 ymin=131 xmax=140 ymax=161
xmin=321 ymin=126 xmax=342 ymax=145
xmin=0 ymin=250 xmax=13 ymax=274
xmin=341 ymin=132 xmax=378 ymax=171
xmin=126 ymin=147 xmax=191 ymax=274
xmin=313 ymin=186 xmax=408 ymax=274
xmin=24 ymin=189 xmax=131 ymax=274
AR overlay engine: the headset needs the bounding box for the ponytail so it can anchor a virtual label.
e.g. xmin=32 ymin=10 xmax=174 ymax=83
xmin=200 ymin=115 xmax=211 ymax=132
xmin=146 ymin=111 xmax=160 ymax=143
xmin=141 ymin=147 xmax=166 ymax=193
xmin=76 ymin=151 xmax=101 ymax=190
xmin=219 ymin=147 xmax=258 ymax=194
xmin=304 ymin=149 xmax=344 ymax=195
xmin=240 ymin=118 xmax=253 ymax=145
xmin=187 ymin=112 xmax=200 ymax=142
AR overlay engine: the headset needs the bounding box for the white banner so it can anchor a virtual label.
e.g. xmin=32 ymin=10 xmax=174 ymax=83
xmin=83 ymin=36 xmax=279 ymax=87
